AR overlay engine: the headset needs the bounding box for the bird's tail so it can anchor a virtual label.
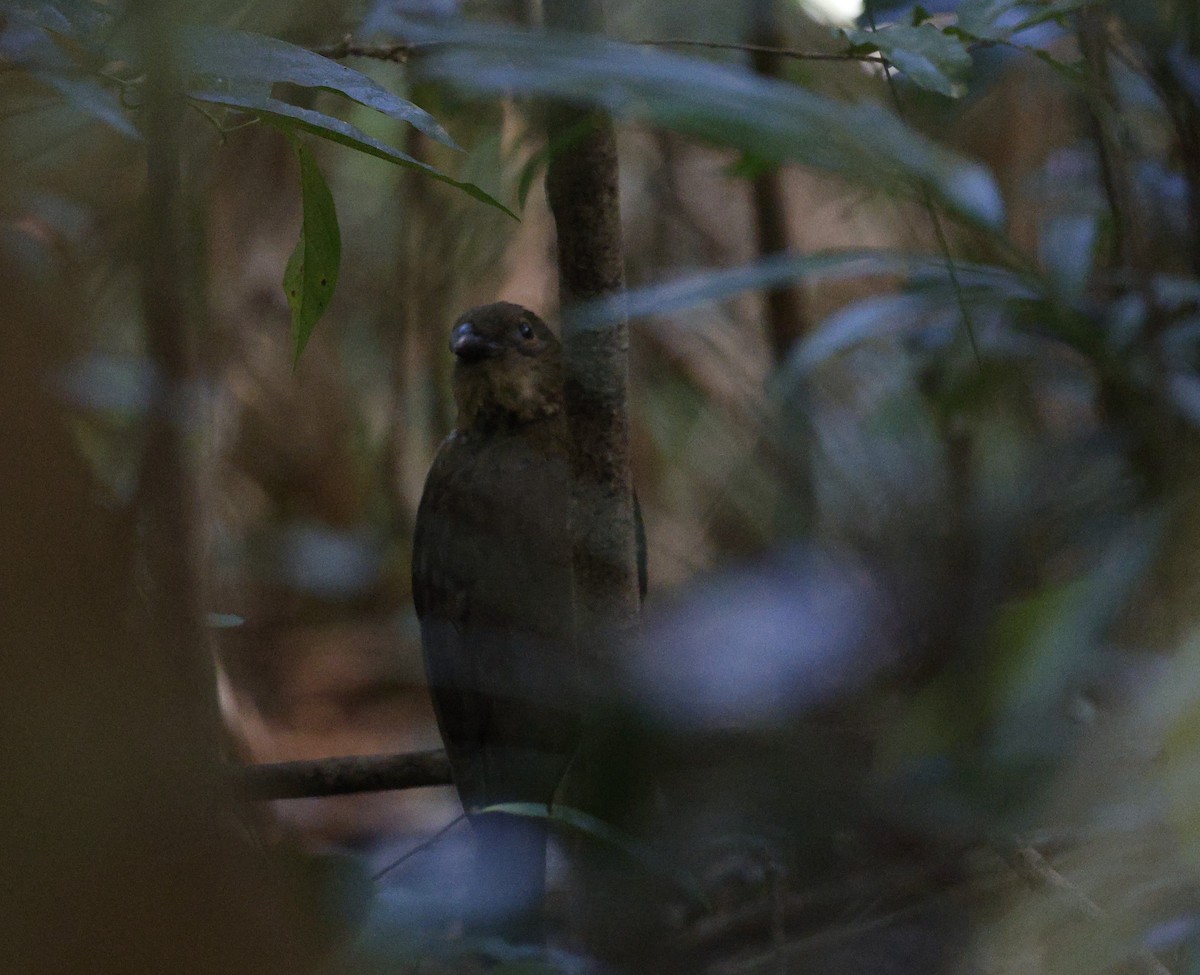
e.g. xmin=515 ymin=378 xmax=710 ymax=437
xmin=467 ymin=810 xmax=549 ymax=945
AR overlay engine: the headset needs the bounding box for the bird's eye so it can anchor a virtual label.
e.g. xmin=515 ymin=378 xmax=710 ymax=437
xmin=518 ymin=320 xmax=535 ymax=340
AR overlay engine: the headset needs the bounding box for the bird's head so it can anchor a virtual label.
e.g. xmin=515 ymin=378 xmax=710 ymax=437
xmin=450 ymin=302 xmax=563 ymax=431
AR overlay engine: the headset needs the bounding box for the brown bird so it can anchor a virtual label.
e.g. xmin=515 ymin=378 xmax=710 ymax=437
xmin=412 ymin=302 xmax=578 ymax=942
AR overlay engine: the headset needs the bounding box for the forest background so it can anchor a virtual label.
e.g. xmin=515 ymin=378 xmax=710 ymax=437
xmin=5 ymin=0 xmax=1200 ymax=973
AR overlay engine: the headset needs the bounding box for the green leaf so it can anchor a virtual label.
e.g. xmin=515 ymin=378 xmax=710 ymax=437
xmin=179 ymin=26 xmax=458 ymax=149
xmin=392 ymin=19 xmax=1004 ymax=229
xmin=284 ymin=142 xmax=341 ymax=364
xmin=481 ymin=803 xmax=711 ymax=909
xmin=187 ymin=89 xmax=516 ymax=218
xmin=843 ymin=24 xmax=973 ymax=98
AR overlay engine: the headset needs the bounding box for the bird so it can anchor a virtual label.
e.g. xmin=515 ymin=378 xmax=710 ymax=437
xmin=411 ymin=302 xmax=581 ymax=943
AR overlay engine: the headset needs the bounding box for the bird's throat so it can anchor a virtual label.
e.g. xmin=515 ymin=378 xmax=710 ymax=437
xmin=454 ymin=361 xmax=562 ymax=432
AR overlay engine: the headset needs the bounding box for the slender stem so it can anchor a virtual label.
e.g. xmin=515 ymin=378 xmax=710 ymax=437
xmin=135 ymin=0 xmax=222 ymax=755
xmin=865 ymin=0 xmax=980 ymax=365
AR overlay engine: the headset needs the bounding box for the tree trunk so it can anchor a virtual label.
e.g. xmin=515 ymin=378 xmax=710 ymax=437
xmin=542 ymin=0 xmax=641 ymax=652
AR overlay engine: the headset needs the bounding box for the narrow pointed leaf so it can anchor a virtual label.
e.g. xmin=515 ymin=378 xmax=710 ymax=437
xmin=180 ymin=26 xmax=458 ymax=149
xmin=188 ymin=90 xmax=516 ymax=217
xmin=37 ymin=72 xmax=138 ymax=137
xmin=284 ymin=143 xmax=341 ymax=363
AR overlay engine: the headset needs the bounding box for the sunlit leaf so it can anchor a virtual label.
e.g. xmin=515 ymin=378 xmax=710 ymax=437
xmin=188 ymin=89 xmax=516 ymax=217
xmin=394 ymin=19 xmax=1004 ymax=228
xmin=284 ymin=142 xmax=341 ymax=364
xmin=180 ymin=26 xmax=458 ymax=149
xmin=843 ymin=24 xmax=973 ymax=98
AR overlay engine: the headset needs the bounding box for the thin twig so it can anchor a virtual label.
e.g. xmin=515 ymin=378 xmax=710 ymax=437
xmin=313 ymin=35 xmax=423 ymax=62
xmin=373 ymin=813 xmax=467 ymax=881
xmin=633 ymin=38 xmax=884 ymax=64
xmin=313 ymin=34 xmax=883 ymax=66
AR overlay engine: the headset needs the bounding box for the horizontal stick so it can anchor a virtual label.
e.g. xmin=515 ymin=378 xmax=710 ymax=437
xmin=232 ymin=749 xmax=452 ymax=800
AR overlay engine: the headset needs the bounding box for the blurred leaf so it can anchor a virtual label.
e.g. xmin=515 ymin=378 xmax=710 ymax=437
xmin=180 ymin=26 xmax=458 ymax=149
xmin=575 ymin=249 xmax=926 ymax=327
xmin=1011 ymin=0 xmax=1095 ymax=32
xmin=955 ymin=0 xmax=1027 ymax=40
xmin=843 ymin=24 xmax=973 ymax=98
xmin=1169 ymin=47 xmax=1200 ymax=107
xmin=284 ymin=142 xmax=341 ymax=364
xmin=7 ymin=0 xmax=110 ymax=40
xmin=0 ymin=15 xmax=70 ymax=67
xmin=1039 ymin=213 xmax=1098 ymax=302
xmin=0 ymin=13 xmax=133 ymax=136
xmin=188 ymin=89 xmax=516 ymax=217
xmin=494 ymin=962 xmax=562 ymax=975
xmin=481 ymin=803 xmax=711 ymax=908
xmin=36 ymin=73 xmax=138 ymax=137
xmin=881 ymin=516 xmax=1161 ymax=814
xmin=956 ymin=0 xmax=1093 ymax=41
xmin=791 ymin=292 xmax=946 ymax=373
xmin=1159 ymin=640 xmax=1200 ymax=863
xmin=396 ymin=19 xmax=1005 ymax=228
xmin=574 ymin=249 xmax=1042 ymax=341
xmin=784 ymin=264 xmax=1041 ymax=374
xmin=724 ymin=150 xmax=775 ymax=180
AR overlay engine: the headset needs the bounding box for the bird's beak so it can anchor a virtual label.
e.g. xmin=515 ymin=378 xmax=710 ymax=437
xmin=450 ymin=321 xmax=501 ymax=363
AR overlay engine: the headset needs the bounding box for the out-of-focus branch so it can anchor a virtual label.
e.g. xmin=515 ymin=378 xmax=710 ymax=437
xmin=748 ymin=0 xmax=810 ymax=364
xmin=232 ymin=749 xmax=452 ymax=800
xmin=135 ymin=0 xmax=222 ymax=754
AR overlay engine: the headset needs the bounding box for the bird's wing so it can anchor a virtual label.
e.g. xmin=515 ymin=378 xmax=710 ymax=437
xmin=412 ymin=436 xmax=493 ymax=805
xmin=413 ymin=430 xmax=577 ymax=809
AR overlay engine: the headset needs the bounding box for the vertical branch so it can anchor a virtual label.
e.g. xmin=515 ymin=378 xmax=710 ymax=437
xmin=135 ymin=0 xmax=221 ymax=752
xmin=749 ymin=0 xmax=809 ymax=364
xmin=542 ymin=0 xmax=641 ymax=643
